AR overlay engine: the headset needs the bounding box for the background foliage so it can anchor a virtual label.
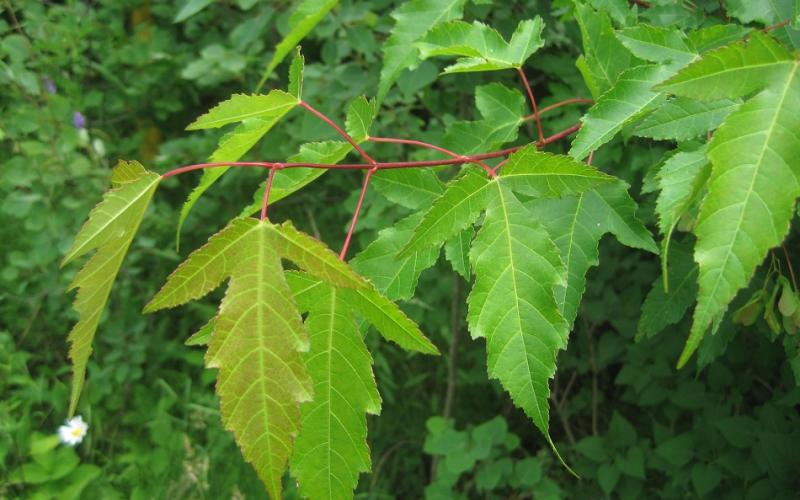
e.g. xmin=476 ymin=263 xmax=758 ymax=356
xmin=2 ymin=0 xmax=799 ymax=498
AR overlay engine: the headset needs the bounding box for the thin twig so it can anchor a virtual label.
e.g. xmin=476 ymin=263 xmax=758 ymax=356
xmin=339 ymin=167 xmax=378 ymax=260
xmin=368 ymin=137 xmax=495 ymax=177
xmin=517 ymin=67 xmax=544 ymax=143
xmin=299 ymin=100 xmax=376 ymax=164
xmin=260 ymin=166 xmax=279 ymax=221
xmin=783 ymin=244 xmax=798 ymax=290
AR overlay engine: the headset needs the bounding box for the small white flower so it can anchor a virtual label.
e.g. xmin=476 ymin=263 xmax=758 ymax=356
xmin=58 ymin=415 xmax=88 ymax=446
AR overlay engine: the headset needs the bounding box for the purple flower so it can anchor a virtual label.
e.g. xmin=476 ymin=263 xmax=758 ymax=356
xmin=44 ymin=77 xmax=56 ymax=94
xmin=72 ymin=112 xmax=86 ymax=129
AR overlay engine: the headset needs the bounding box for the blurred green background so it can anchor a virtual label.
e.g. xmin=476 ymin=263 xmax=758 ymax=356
xmin=2 ymin=1 xmax=799 ymax=498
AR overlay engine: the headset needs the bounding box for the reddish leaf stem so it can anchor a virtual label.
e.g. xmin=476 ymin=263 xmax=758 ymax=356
xmin=160 ymin=123 xmax=582 ymax=176
xmin=368 ymin=137 xmax=496 ymax=177
xmin=524 ymin=98 xmax=594 ymax=122
xmin=763 ymin=19 xmax=792 ymax=32
xmin=340 ymin=167 xmax=378 ymax=260
xmin=298 ymin=100 xmax=377 ymax=164
xmin=629 ymin=0 xmax=651 ymax=7
xmin=517 ymin=67 xmax=544 ymax=143
xmin=260 ymin=166 xmax=279 ymax=221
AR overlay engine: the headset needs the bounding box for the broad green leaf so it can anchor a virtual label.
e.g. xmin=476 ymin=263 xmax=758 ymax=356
xmin=145 ymin=219 xmax=257 ymax=312
xmin=178 ymin=91 xmax=298 ymax=247
xmin=288 ymin=47 xmax=304 ymax=99
xmin=372 ymin=169 xmax=444 ymax=210
xmin=468 ymin=180 xmax=567 ymax=449
xmin=401 ymin=170 xmax=491 ymax=256
xmin=377 ymin=0 xmax=466 ymax=103
xmin=681 ymin=63 xmax=800 ymax=367
xmin=416 ymin=18 xmax=544 ymax=73
xmin=110 ymin=160 xmax=148 ymax=186
xmin=63 ymin=166 xmax=160 ymax=266
xmin=186 ymin=91 xmax=298 ymax=130
xmin=588 ymin=0 xmax=631 ymax=27
xmin=637 ymin=242 xmax=697 ymax=340
xmin=342 ymin=284 xmax=439 ymax=355
xmin=147 ymin=218 xmax=365 ymax=314
xmin=444 ymin=228 xmax=472 ymax=279
xmin=275 ymin=221 xmax=367 ymax=289
xmin=655 ymin=146 xmax=710 ymax=285
xmin=261 ymin=0 xmax=337 ymax=81
xmin=351 ymin=213 xmax=439 ymax=301
xmin=687 ymin=24 xmax=751 ymax=52
xmin=442 ymin=83 xmax=525 ymax=155
xmin=204 ymin=219 xmax=312 ymax=498
xmin=528 ymin=183 xmax=657 ymax=325
xmin=615 ymin=24 xmax=696 ymax=65
xmin=569 ymin=64 xmax=673 ymax=161
xmin=345 ymin=96 xmax=376 ymax=143
xmin=657 ymin=33 xmax=793 ymax=101
xmin=64 ymin=163 xmax=160 ymax=415
xmin=499 ymin=146 xmax=615 ymax=198
xmin=241 ymin=141 xmax=352 ymax=216
xmin=288 ymin=277 xmax=381 ymax=500
xmin=726 ymin=0 xmax=788 ymax=24
xmin=574 ymin=2 xmax=637 ymax=98
xmin=634 ymin=98 xmax=739 ymax=141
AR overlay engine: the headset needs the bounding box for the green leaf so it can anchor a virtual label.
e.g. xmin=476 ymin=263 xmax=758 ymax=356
xmin=351 ymin=213 xmax=440 ymax=301
xmin=288 ymin=47 xmax=304 ymax=99
xmin=401 ymin=170 xmax=491 ymax=256
xmin=680 ymin=63 xmax=800 ymax=367
xmin=528 ymin=183 xmax=657 ymax=325
xmin=687 ymin=24 xmax=751 ymax=52
xmin=416 ymin=18 xmax=544 ymax=73
xmin=444 ymin=228 xmax=472 ymax=279
xmin=468 ymin=180 xmax=568 ymax=452
xmin=203 ymin=219 xmax=312 ymax=498
xmin=63 ymin=163 xmax=159 ymax=415
xmin=63 ymin=164 xmax=160 ymax=266
xmin=372 ymin=169 xmax=444 ymax=210
xmin=262 ymin=0 xmax=337 ymax=80
xmin=442 ymin=83 xmax=525 ymax=155
xmin=657 ymin=33 xmax=793 ymax=101
xmin=185 ymin=318 xmax=215 ymax=346
xmin=288 ymin=276 xmax=381 ymax=500
xmin=588 ymin=0 xmax=631 ymax=27
xmin=186 ymin=91 xmax=298 ymax=130
xmin=569 ymin=64 xmax=673 ymax=161
xmin=634 ymin=98 xmax=739 ymax=141
xmin=637 ymin=242 xmax=698 ymax=340
xmin=178 ymin=91 xmax=298 ymax=246
xmin=655 ymin=146 xmax=710 ymax=282
xmin=574 ymin=2 xmax=637 ymax=98
xmin=345 ymin=96 xmax=376 ymax=143
xmin=499 ymin=146 xmax=615 ymax=198
xmin=615 ymin=24 xmax=696 ymax=65
xmin=174 ymin=0 xmax=214 ymax=23
xmin=377 ymin=0 xmax=466 ymax=103
xmin=726 ymin=0 xmax=788 ymax=24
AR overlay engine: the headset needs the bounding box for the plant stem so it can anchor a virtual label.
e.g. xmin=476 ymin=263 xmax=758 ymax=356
xmin=783 ymin=244 xmax=798 ymax=291
xmin=339 ymin=167 xmax=378 ymax=260
xmin=517 ymin=67 xmax=544 ymax=143
xmin=260 ymin=166 xmax=279 ymax=221
xmin=524 ymin=98 xmax=594 ymax=121
xmin=160 ymin=123 xmax=582 ymax=177
xmin=298 ymin=100 xmax=376 ymax=164
xmin=368 ymin=137 xmax=496 ymax=177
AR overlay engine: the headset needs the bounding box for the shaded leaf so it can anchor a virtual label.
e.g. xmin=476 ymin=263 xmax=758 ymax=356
xmin=634 ymin=98 xmax=739 ymax=141
xmin=263 ymin=0 xmax=337 ymax=78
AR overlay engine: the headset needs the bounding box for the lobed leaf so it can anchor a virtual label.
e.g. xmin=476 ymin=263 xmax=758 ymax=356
xmin=372 ymin=169 xmax=444 ymax=210
xmin=569 ymin=64 xmax=673 ymax=161
xmin=500 ymin=146 xmax=615 ymax=198
xmin=401 ymin=170 xmax=491 ymax=256
xmin=634 ymin=98 xmax=739 ymax=141
xmin=681 ymin=63 xmax=800 ymax=367
xmin=64 ymin=162 xmax=160 ymax=415
xmin=186 ymin=91 xmax=298 ymax=130
xmin=615 ymin=24 xmax=696 ymax=65
xmin=377 ymin=0 xmax=466 ymax=103
xmin=467 ymin=181 xmax=567 ymax=448
xmin=657 ymin=33 xmax=793 ymax=101
xmin=528 ymin=183 xmax=657 ymax=325
xmin=416 ymin=18 xmax=544 ymax=73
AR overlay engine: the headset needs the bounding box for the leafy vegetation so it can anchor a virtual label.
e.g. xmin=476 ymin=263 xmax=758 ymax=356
xmin=3 ymin=0 xmax=800 ymax=498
